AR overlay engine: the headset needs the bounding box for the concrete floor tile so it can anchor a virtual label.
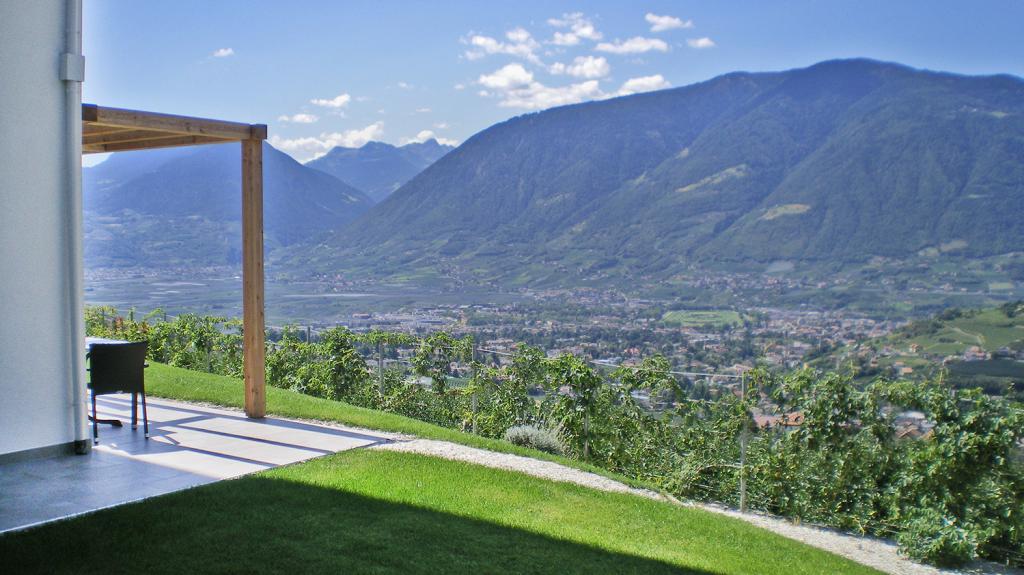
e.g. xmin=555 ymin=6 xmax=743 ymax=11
xmin=0 ymin=396 xmax=389 ymax=534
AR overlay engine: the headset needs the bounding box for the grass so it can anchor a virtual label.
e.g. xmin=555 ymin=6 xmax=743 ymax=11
xmin=902 ymin=308 xmax=1024 ymax=355
xmin=662 ymin=309 xmax=744 ymax=328
xmin=0 ymin=449 xmax=881 ymax=574
xmin=144 ymin=362 xmax=642 ymax=487
xmin=948 ymin=358 xmax=1024 ymax=378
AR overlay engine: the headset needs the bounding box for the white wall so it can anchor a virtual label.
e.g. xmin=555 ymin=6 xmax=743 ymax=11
xmin=0 ymin=1 xmax=84 ymax=455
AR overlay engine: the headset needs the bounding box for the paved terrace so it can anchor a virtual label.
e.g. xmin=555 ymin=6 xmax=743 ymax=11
xmin=0 ymin=396 xmax=390 ymax=533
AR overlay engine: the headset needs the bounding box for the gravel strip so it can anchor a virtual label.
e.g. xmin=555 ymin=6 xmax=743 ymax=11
xmin=376 ymin=438 xmax=661 ymax=498
xmin=373 ymin=437 xmax=1020 ymax=575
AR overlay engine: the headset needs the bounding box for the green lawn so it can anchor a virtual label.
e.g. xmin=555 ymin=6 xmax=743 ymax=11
xmin=0 ymin=449 xmax=879 ymax=574
xmin=144 ymin=362 xmax=641 ymax=487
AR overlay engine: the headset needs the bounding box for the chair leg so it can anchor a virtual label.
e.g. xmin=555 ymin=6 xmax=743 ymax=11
xmin=92 ymin=393 xmax=99 ymax=445
xmin=141 ymin=392 xmax=149 ymax=439
xmin=132 ymin=392 xmax=138 ymax=430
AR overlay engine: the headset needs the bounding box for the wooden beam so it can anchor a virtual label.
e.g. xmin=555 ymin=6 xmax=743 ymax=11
xmin=83 ymin=134 xmax=230 ymax=153
xmin=83 ymin=104 xmax=255 ymax=141
xmin=241 ymin=139 xmax=266 ymax=418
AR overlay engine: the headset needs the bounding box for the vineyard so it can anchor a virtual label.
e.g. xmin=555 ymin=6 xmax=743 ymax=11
xmin=85 ymin=306 xmax=1024 ymax=568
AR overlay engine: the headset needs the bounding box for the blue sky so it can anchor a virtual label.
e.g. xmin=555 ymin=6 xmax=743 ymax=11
xmin=83 ymin=0 xmax=1024 ymax=164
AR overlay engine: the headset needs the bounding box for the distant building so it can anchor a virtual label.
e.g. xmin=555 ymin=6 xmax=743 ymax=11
xmin=753 ymin=411 xmax=805 ymax=429
xmin=963 ymin=346 xmax=989 ymax=361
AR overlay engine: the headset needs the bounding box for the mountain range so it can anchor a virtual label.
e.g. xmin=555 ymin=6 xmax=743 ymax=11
xmin=289 ymin=59 xmax=1024 ymax=286
xmin=84 ymin=59 xmax=1024 ymax=288
xmin=306 ymin=139 xmax=453 ymax=202
xmin=84 ymin=142 xmax=373 ymax=267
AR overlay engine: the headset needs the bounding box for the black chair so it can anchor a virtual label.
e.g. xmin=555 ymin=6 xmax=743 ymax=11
xmin=87 ymin=342 xmax=149 ymax=444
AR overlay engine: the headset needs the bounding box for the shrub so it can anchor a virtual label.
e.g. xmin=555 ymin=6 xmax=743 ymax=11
xmin=897 ymin=508 xmax=979 ymax=567
xmin=504 ymin=424 xmax=566 ymax=455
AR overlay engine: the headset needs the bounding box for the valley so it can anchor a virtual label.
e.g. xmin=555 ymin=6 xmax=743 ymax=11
xmin=85 ymin=248 xmax=1023 ymax=393
xmin=81 ymin=58 xmax=1024 ymax=400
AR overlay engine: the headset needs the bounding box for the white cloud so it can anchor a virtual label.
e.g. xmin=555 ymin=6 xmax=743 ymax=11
xmin=547 ymin=12 xmax=602 ymax=45
xmin=433 ymin=122 xmax=450 ymax=129
xmin=548 ymin=55 xmax=610 ymax=79
xmin=415 ymin=107 xmax=432 ymax=113
xmin=463 ymin=28 xmax=541 ymax=64
xmin=269 ymin=122 xmax=384 ymax=161
xmin=645 ymin=13 xmax=693 ymax=32
xmin=476 ymin=60 xmax=672 ymax=110
xmin=616 ymin=74 xmax=671 ymax=96
xmin=211 ymin=47 xmax=234 ymax=58
xmin=550 ymin=31 xmax=580 ymax=46
xmin=310 ymin=93 xmax=352 ymax=108
xmin=400 ymin=129 xmax=459 ymax=147
xmin=477 ymin=64 xmax=603 ymax=110
xmin=596 ymin=37 xmax=669 ymax=54
xmin=478 ymin=63 xmax=534 ymax=90
xmin=397 ymin=81 xmax=413 ymax=90
xmin=453 ymin=83 xmax=466 ymax=90
xmin=687 ymin=37 xmax=716 ymax=49
xmin=277 ymin=113 xmax=319 ymax=124
xmin=500 ymin=80 xmax=603 ymax=110
xmin=505 ymin=27 xmax=531 ymax=44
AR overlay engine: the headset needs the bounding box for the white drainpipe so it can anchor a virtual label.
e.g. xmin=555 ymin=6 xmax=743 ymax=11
xmin=61 ymin=0 xmax=88 ymax=454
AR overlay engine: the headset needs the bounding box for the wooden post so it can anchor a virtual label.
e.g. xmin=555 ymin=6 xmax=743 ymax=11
xmin=242 ymin=138 xmax=266 ymax=418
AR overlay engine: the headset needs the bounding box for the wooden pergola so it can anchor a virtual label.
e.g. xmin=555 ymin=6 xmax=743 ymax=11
xmin=82 ymin=104 xmax=268 ymax=418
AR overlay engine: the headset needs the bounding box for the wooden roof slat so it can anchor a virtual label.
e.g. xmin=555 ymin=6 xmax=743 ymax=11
xmin=83 ymin=124 xmax=134 ymax=137
xmin=83 ymin=128 xmax=232 ymax=147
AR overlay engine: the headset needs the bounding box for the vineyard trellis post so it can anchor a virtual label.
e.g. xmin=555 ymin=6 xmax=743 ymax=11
xmin=470 ymin=345 xmax=478 ymax=435
xmin=739 ymin=372 xmax=748 ymax=513
xmin=584 ymin=410 xmax=591 ymax=459
xmin=377 ymin=339 xmax=384 ymax=395
xmin=583 ymin=379 xmax=592 ymax=460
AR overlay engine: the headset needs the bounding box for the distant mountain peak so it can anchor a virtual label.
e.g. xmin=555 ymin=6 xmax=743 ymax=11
xmin=359 ymin=140 xmax=397 ymax=151
xmin=307 ymin=139 xmax=454 ymax=203
xmin=405 ymin=138 xmax=442 ymax=148
xmin=83 ymin=142 xmax=372 ymax=268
